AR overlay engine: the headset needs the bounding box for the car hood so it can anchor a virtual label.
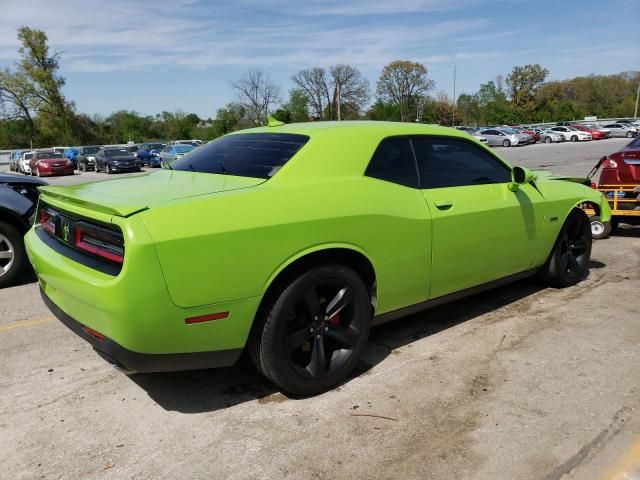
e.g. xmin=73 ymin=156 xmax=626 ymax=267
xmin=0 ymin=173 xmax=48 ymax=186
xmin=39 ymin=170 xmax=266 ymax=217
xmin=532 ymin=170 xmax=590 ymax=186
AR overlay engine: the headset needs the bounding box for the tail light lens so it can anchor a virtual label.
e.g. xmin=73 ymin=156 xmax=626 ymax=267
xmin=75 ymin=222 xmax=124 ymax=264
xmin=603 ymin=159 xmax=618 ymax=169
xmin=39 ymin=209 xmax=56 ymax=234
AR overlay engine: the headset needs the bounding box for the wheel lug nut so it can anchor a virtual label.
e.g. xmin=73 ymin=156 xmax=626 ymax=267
xmin=316 ymin=334 xmax=321 ymax=339
xmin=314 ymin=316 xmax=318 ymax=320
xmin=309 ymin=328 xmax=314 ymax=333
xmin=325 ymin=326 xmax=329 ymax=331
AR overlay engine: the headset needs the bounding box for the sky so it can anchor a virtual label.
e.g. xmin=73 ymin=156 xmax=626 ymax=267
xmin=0 ymin=0 xmax=638 ymax=119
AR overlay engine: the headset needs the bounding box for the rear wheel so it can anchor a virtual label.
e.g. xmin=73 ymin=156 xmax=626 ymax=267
xmin=502 ymin=139 xmax=511 ymax=147
xmin=0 ymin=221 xmax=25 ymax=289
xmin=627 ymin=131 xmax=634 ymax=138
xmin=250 ymin=265 xmax=371 ymax=396
xmin=540 ymin=210 xmax=592 ymax=287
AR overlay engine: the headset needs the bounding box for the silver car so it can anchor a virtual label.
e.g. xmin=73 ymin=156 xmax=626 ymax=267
xmin=538 ymin=129 xmax=565 ymax=143
xmin=479 ymin=128 xmax=532 ymax=147
xmin=601 ymin=123 xmax=638 ymax=138
xmin=159 ymin=143 xmax=196 ymax=166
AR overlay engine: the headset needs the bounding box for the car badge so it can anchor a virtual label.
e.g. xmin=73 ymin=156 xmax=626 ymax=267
xmin=62 ymin=221 xmax=70 ymax=243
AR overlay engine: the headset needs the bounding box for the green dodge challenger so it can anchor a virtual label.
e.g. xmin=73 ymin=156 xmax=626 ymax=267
xmin=25 ymin=121 xmax=611 ymax=395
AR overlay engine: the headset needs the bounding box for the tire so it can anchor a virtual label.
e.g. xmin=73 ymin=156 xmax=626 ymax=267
xmin=539 ymin=209 xmax=592 ymax=288
xmin=106 ymin=164 xmax=112 ymax=174
xmin=249 ymin=265 xmax=372 ymax=396
xmin=502 ymin=139 xmax=511 ymax=147
xmin=627 ymin=131 xmax=634 ymax=138
xmin=570 ymin=135 xmax=578 ymax=142
xmin=79 ymin=162 xmax=85 ymax=172
xmin=609 ymin=217 xmax=619 ymax=235
xmin=0 ymin=221 xmax=26 ymax=289
xmin=589 ymin=215 xmax=611 ymax=239
xmin=544 ymin=136 xmax=552 ymax=144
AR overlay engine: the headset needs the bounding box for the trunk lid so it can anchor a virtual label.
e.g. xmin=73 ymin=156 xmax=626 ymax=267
xmin=39 ymin=170 xmax=265 ymax=217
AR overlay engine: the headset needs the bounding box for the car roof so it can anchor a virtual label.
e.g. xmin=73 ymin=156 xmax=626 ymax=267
xmin=231 ymin=121 xmax=475 ymax=141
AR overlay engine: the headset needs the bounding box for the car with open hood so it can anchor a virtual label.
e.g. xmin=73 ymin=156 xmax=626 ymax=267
xmin=25 ymin=121 xmax=610 ymax=395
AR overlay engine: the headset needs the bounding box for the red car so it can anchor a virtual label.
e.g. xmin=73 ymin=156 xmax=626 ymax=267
xmin=574 ymin=124 xmax=609 ymax=140
xmin=29 ymin=151 xmax=74 ymax=177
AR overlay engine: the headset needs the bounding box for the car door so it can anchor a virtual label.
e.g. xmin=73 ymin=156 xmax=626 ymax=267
xmin=482 ymin=130 xmax=499 ymax=146
xmin=412 ymin=136 xmax=546 ymax=299
xmin=363 ymin=137 xmax=433 ymax=311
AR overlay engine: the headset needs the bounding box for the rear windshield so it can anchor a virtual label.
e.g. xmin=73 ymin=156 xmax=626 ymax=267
xmin=170 ymin=133 xmax=309 ymax=179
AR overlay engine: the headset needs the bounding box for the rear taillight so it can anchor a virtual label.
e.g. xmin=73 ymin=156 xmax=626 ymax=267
xmin=39 ymin=209 xmax=56 ymax=234
xmin=603 ymin=159 xmax=618 ymax=169
xmin=74 ymin=222 xmax=124 ymax=265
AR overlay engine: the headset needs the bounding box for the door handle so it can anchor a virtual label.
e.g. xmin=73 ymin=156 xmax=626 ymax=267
xmin=434 ymin=200 xmax=453 ymax=210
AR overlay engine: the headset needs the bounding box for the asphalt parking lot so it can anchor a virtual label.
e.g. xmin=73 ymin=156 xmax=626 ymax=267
xmin=1 ymin=138 xmax=639 ymax=479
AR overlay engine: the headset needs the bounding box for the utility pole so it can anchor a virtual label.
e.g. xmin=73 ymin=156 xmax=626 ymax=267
xmin=635 ymin=84 xmax=640 ymax=120
xmin=452 ymin=65 xmax=457 ymax=127
xmin=336 ymin=83 xmax=341 ymax=121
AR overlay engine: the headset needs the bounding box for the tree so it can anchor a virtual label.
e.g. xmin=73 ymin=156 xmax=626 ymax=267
xmin=329 ymin=64 xmax=370 ymax=120
xmin=292 ymin=68 xmax=332 ymax=120
xmin=376 ymin=60 xmax=435 ymax=122
xmin=506 ymin=64 xmax=549 ymax=116
xmin=231 ymin=69 xmax=280 ymax=125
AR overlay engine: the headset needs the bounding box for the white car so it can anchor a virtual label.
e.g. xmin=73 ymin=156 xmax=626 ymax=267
xmin=550 ymin=126 xmax=592 ymax=142
xmin=19 ymin=151 xmax=35 ymax=174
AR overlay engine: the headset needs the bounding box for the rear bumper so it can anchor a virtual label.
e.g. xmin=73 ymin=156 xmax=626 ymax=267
xmin=24 ymin=210 xmax=261 ymax=363
xmin=41 ymin=287 xmax=242 ymax=372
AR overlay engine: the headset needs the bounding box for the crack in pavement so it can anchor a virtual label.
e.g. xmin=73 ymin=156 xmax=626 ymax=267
xmin=544 ymin=406 xmax=636 ymax=480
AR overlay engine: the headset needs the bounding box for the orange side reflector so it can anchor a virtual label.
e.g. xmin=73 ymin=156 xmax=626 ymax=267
xmin=185 ymin=311 xmax=230 ymax=325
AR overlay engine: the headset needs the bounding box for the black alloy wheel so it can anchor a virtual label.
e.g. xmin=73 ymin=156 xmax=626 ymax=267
xmin=542 ymin=210 xmax=592 ymax=287
xmin=251 ymin=265 xmax=371 ymax=396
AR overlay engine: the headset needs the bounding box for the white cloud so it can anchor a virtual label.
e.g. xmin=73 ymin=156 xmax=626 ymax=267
xmin=0 ymin=0 xmax=496 ymax=72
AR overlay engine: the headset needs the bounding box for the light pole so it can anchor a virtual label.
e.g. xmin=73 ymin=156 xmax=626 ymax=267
xmin=635 ymin=84 xmax=640 ymax=120
xmin=452 ymin=65 xmax=457 ymax=127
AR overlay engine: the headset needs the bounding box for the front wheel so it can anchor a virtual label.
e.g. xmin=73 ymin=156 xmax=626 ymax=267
xmin=540 ymin=210 xmax=592 ymax=288
xmin=502 ymin=139 xmax=511 ymax=147
xmin=106 ymin=164 xmax=112 ymax=174
xmin=249 ymin=265 xmax=372 ymax=396
xmin=570 ymin=135 xmax=578 ymax=142
xmin=544 ymin=136 xmax=552 ymax=144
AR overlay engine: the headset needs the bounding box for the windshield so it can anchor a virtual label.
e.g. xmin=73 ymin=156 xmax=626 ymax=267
xmin=174 ymin=144 xmax=195 ymax=154
xmin=170 ymin=133 xmax=309 ymax=179
xmin=84 ymin=146 xmax=101 ymax=154
xmin=105 ymin=149 xmax=130 ymax=157
xmin=38 ymin=152 xmax=63 ymax=159
xmin=147 ymin=143 xmax=164 ymax=150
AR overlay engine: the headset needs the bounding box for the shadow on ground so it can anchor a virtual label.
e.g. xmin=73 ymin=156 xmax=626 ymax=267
xmin=131 ymin=276 xmax=549 ymax=414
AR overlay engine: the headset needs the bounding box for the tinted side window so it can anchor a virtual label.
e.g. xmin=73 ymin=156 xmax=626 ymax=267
xmin=364 ymin=138 xmax=418 ymax=188
xmin=413 ymin=137 xmax=511 ymax=189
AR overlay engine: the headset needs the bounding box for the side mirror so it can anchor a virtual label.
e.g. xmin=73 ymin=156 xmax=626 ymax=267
xmin=509 ymin=166 xmax=535 ymax=192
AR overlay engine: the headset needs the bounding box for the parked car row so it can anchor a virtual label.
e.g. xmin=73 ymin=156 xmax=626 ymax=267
xmin=8 ymin=139 xmax=203 ymax=177
xmin=457 ymin=119 xmax=638 ymax=147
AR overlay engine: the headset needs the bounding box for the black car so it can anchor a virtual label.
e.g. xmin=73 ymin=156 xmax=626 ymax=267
xmin=0 ymin=174 xmax=47 ymax=288
xmin=76 ymin=146 xmax=102 ymax=172
xmin=95 ymin=148 xmax=140 ymax=174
